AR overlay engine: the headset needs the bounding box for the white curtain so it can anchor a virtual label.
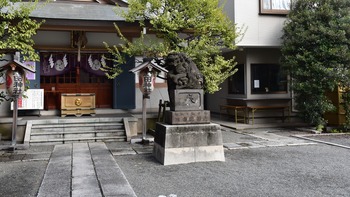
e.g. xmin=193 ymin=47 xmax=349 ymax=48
xmin=272 ymin=0 xmax=290 ymax=10
xmin=263 ymin=0 xmax=290 ymax=10
xmin=263 ymin=0 xmax=271 ymax=9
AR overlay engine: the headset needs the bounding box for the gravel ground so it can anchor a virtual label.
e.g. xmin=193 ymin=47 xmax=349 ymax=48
xmin=0 ymin=161 xmax=48 ymax=197
xmin=1 ymin=127 xmax=349 ymax=197
xmin=115 ymin=144 xmax=350 ymax=197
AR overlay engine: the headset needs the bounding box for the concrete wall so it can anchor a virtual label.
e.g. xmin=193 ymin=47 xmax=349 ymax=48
xmin=0 ymin=118 xmax=26 ymax=142
xmin=0 ymin=99 xmax=11 ymax=117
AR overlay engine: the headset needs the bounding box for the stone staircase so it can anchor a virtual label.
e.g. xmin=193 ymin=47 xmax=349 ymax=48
xmin=24 ymin=117 xmax=132 ymax=145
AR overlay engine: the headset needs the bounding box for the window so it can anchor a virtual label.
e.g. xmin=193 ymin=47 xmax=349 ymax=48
xmin=260 ymin=0 xmax=291 ymax=15
xmin=228 ymin=64 xmax=245 ymax=94
xmin=251 ymin=64 xmax=287 ymax=94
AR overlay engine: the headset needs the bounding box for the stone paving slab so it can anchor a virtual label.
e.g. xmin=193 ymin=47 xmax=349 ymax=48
xmin=224 ymin=140 xmax=315 ymax=150
xmin=223 ymin=142 xmax=246 ymax=150
xmin=72 ymin=143 xmax=101 ymax=197
xmin=89 ymin=142 xmax=137 ymax=197
xmin=133 ymin=146 xmax=154 ymax=154
xmin=36 ymin=142 xmax=137 ymax=197
xmin=110 ymin=148 xmax=137 ymax=156
xmin=37 ymin=144 xmax=72 ymax=197
xmin=224 ymin=142 xmax=266 ymax=150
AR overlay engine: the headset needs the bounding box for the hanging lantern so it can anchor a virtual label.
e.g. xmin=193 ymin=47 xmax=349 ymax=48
xmin=138 ymin=66 xmax=157 ymax=97
xmin=0 ymin=59 xmax=35 ymax=150
xmin=6 ymin=64 xmax=25 ymax=97
xmin=130 ymin=59 xmax=168 ymax=98
xmin=130 ymin=59 xmax=168 ymax=143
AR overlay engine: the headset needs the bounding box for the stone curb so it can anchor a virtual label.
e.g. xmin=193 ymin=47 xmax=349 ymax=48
xmin=293 ymin=134 xmax=350 ymax=150
xmin=224 ymin=141 xmax=317 ymax=150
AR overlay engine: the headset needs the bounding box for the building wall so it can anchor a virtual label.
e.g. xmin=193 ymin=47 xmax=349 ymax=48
xmin=33 ymin=31 xmax=123 ymax=48
xmin=206 ymin=1 xmax=293 ymax=122
xmin=245 ymin=48 xmax=289 ymax=99
xmin=234 ymin=0 xmax=286 ymax=47
xmin=206 ymin=48 xmax=291 ymax=114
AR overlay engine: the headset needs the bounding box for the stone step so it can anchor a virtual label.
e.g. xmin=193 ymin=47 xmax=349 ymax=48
xmin=27 ymin=117 xmax=129 ymax=145
xmin=30 ymin=129 xmax=126 ymax=136
xmin=31 ymin=117 xmax=124 ymax=125
xmin=31 ymin=127 xmax=125 ymax=135
xmin=30 ymin=131 xmax=126 ymax=141
xmin=30 ymin=136 xmax=127 ymax=144
xmin=31 ymin=122 xmax=124 ymax=129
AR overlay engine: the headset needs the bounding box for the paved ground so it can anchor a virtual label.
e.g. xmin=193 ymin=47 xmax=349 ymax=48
xmin=1 ymin=122 xmax=350 ymax=197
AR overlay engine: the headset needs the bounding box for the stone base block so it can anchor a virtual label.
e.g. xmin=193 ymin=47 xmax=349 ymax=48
xmin=154 ymin=143 xmax=225 ymax=165
xmin=165 ymin=110 xmax=210 ymax=125
xmin=153 ymin=123 xmax=225 ymax=165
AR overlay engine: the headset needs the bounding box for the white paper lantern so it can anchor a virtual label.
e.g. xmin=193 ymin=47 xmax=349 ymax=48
xmin=6 ymin=66 xmax=25 ymax=97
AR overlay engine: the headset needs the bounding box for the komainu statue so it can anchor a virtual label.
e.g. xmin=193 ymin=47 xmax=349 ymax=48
xmin=165 ymin=53 xmax=204 ymax=91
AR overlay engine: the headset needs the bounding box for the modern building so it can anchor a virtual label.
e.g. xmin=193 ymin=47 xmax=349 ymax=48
xmin=207 ymin=0 xmax=293 ymax=124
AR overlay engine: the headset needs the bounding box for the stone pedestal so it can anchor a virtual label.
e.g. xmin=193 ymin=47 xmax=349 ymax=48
xmin=169 ymin=89 xmax=204 ymax=111
xmin=164 ymin=110 xmax=210 ymax=125
xmin=153 ymin=123 xmax=225 ymax=165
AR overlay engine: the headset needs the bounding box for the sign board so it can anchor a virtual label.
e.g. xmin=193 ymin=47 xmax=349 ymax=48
xmin=11 ymin=89 xmax=44 ymax=110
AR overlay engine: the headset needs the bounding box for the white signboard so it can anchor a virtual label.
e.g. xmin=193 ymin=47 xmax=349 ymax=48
xmin=254 ymin=80 xmax=260 ymax=88
xmin=11 ymin=89 xmax=44 ymax=110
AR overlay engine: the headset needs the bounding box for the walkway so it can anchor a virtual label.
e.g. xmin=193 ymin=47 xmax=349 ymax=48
xmin=37 ymin=142 xmax=136 ymax=197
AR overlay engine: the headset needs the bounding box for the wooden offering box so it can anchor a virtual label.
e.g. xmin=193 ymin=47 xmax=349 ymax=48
xmin=61 ymin=93 xmax=96 ymax=117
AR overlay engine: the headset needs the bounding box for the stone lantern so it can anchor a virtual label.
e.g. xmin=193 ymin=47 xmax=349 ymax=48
xmin=130 ymin=58 xmax=168 ymax=143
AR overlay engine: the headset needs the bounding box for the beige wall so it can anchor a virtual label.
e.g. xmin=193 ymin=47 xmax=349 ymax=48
xmin=234 ymin=0 xmax=287 ymax=47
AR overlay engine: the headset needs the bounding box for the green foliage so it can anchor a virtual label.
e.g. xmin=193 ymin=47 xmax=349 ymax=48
xmin=341 ymin=89 xmax=350 ymax=131
xmin=0 ymin=0 xmax=43 ymax=61
xmin=105 ymin=0 xmax=241 ymax=93
xmin=329 ymin=128 xmax=341 ymax=133
xmin=0 ymin=0 xmax=43 ymax=104
xmin=281 ymin=0 xmax=350 ymax=127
